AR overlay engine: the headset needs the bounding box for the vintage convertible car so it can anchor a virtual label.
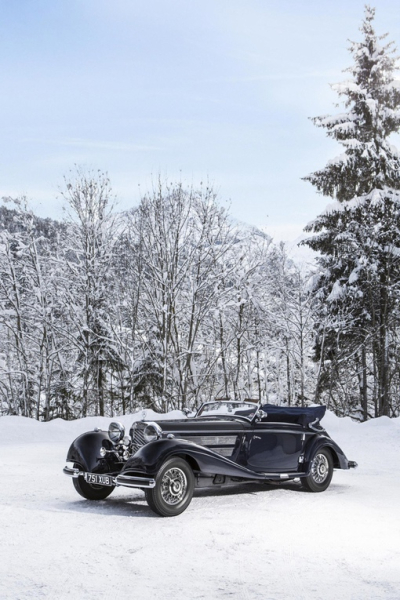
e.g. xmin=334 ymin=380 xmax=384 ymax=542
xmin=63 ymin=400 xmax=357 ymax=517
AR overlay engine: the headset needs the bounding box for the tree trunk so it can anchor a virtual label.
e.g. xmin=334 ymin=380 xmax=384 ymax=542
xmin=361 ymin=344 xmax=368 ymax=421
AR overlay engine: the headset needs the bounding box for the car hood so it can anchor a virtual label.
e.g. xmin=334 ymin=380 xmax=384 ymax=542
xmin=130 ymin=417 xmax=249 ymax=437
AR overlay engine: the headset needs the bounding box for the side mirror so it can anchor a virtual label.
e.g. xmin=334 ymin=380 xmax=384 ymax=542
xmin=182 ymin=408 xmax=192 ymax=417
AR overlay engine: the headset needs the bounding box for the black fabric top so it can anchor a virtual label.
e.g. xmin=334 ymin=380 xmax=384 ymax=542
xmin=260 ymin=404 xmax=326 ymax=426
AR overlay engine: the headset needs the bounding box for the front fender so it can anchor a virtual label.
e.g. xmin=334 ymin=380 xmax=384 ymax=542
xmin=122 ymin=438 xmax=266 ymax=480
xmin=303 ymin=434 xmax=350 ymax=472
xmin=66 ymin=431 xmax=115 ymax=473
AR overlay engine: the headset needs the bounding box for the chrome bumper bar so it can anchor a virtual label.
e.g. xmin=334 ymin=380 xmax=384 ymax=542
xmin=63 ymin=466 xmax=83 ymax=478
xmin=63 ymin=466 xmax=156 ymax=489
xmin=115 ymin=474 xmax=156 ymax=489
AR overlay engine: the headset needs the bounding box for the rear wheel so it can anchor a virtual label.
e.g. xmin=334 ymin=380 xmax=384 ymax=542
xmin=302 ymin=448 xmax=333 ymax=492
xmin=72 ymin=465 xmax=115 ymax=500
xmin=145 ymin=458 xmax=194 ymax=517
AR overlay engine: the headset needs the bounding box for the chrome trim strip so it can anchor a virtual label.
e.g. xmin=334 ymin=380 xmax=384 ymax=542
xmin=183 ymin=435 xmax=237 ymax=445
xmin=259 ymin=472 xmax=305 ymax=478
xmin=170 ymin=428 xmax=245 ymax=433
xmin=157 ymin=428 xmax=304 ymax=436
xmin=115 ymin=474 xmax=156 ymax=489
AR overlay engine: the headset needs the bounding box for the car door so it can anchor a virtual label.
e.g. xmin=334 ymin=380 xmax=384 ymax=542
xmin=246 ymin=419 xmax=305 ymax=473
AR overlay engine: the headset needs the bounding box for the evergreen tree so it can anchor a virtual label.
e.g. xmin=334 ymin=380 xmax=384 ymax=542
xmin=303 ymin=6 xmax=400 ymax=418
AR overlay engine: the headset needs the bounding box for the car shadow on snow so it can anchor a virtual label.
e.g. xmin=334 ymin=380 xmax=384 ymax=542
xmin=193 ymin=480 xmax=304 ymax=498
xmin=62 ymin=492 xmax=158 ymax=518
xmin=193 ymin=480 xmax=350 ymax=499
xmin=61 ymin=480 xmax=310 ymax=518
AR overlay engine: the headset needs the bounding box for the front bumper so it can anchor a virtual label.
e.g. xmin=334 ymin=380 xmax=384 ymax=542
xmin=63 ymin=466 xmax=156 ymax=489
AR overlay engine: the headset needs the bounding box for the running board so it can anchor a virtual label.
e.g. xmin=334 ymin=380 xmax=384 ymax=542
xmin=257 ymin=472 xmax=304 ymax=480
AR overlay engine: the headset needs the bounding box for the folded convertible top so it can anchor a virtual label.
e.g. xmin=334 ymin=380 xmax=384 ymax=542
xmin=260 ymin=404 xmax=326 ymax=426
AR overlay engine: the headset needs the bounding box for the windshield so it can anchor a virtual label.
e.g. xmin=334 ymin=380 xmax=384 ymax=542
xmin=196 ymin=401 xmax=258 ymax=419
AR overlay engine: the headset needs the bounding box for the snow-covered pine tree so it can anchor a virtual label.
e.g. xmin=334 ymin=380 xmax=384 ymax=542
xmin=303 ymin=6 xmax=400 ymax=418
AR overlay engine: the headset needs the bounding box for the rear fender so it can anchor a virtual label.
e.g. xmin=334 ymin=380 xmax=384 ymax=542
xmin=303 ymin=435 xmax=350 ymax=472
xmin=122 ymin=438 xmax=266 ymax=481
xmin=66 ymin=431 xmax=115 ymax=473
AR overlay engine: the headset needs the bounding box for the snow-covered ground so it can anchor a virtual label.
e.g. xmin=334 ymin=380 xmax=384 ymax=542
xmin=0 ymin=411 xmax=399 ymax=600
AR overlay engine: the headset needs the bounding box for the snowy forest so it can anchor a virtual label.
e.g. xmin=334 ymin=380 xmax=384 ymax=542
xmin=1 ymin=6 xmax=400 ymax=422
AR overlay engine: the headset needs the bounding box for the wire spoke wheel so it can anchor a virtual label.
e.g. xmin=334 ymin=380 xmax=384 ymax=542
xmin=145 ymin=458 xmax=194 ymax=517
xmin=302 ymin=448 xmax=333 ymax=493
xmin=311 ymin=453 xmax=330 ymax=484
xmin=161 ymin=468 xmax=187 ymax=505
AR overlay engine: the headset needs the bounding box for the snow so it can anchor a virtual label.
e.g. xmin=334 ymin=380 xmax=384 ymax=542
xmin=308 ymin=187 xmax=400 ymax=226
xmin=342 ymin=139 xmax=361 ymax=149
xmin=327 ymin=280 xmax=344 ymax=302
xmin=348 ymin=268 xmax=359 ymax=284
xmin=332 ymin=81 xmax=361 ymax=95
xmin=327 ymin=152 xmax=349 ymax=166
xmin=1 ymin=411 xmax=399 ymax=600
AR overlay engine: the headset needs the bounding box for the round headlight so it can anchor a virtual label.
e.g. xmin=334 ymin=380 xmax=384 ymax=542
xmin=108 ymin=421 xmax=125 ymax=444
xmin=143 ymin=422 xmax=162 ymax=443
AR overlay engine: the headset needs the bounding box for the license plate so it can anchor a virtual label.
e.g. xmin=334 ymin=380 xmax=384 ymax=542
xmin=84 ymin=473 xmax=113 ymax=486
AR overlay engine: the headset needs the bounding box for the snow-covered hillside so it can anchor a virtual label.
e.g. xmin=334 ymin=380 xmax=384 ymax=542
xmin=0 ymin=411 xmax=399 ymax=600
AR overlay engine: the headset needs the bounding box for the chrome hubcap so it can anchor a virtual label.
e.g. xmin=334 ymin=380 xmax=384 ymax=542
xmin=311 ymin=453 xmax=329 ymax=484
xmin=161 ymin=468 xmax=187 ymax=505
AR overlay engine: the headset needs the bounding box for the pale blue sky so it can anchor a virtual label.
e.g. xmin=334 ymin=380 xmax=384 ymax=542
xmin=1 ymin=0 xmax=400 ymax=240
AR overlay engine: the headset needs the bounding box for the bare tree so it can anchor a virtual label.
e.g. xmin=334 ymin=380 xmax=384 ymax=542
xmin=60 ymin=169 xmax=122 ymax=416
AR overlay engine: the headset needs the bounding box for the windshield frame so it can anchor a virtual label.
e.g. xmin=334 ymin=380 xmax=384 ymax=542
xmin=194 ymin=400 xmax=261 ymax=422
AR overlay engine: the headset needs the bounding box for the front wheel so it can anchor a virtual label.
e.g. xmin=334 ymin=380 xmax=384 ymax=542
xmin=145 ymin=458 xmax=194 ymax=517
xmin=72 ymin=465 xmax=115 ymax=500
xmin=302 ymin=448 xmax=333 ymax=493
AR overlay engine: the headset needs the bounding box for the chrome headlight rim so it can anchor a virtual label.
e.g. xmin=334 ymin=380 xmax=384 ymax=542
xmin=143 ymin=422 xmax=163 ymax=443
xmin=108 ymin=421 xmax=125 ymax=444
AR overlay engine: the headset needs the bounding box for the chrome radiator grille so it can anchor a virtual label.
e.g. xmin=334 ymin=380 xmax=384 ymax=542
xmin=131 ymin=422 xmax=147 ymax=453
